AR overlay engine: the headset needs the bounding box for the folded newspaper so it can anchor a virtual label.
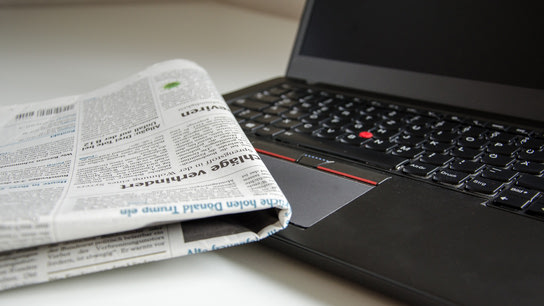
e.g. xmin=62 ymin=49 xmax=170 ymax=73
xmin=0 ymin=59 xmax=291 ymax=290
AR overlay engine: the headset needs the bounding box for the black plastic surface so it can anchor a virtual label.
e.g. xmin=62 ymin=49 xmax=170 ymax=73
xmin=269 ymin=173 xmax=544 ymax=305
xmin=224 ymin=79 xmax=544 ymax=306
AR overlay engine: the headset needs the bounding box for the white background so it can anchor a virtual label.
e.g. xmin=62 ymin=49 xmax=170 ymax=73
xmin=0 ymin=2 xmax=402 ymax=305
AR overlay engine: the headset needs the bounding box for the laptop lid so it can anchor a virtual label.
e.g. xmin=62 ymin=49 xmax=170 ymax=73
xmin=287 ymin=0 xmax=544 ymax=124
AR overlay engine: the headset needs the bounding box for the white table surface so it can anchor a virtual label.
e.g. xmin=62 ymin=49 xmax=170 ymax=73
xmin=0 ymin=2 xmax=402 ymax=305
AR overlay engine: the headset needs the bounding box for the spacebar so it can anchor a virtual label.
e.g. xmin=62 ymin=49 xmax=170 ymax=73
xmin=274 ymin=132 xmax=408 ymax=170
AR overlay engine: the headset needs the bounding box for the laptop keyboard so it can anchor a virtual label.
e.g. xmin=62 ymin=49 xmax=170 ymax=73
xmin=227 ymin=82 xmax=544 ymax=220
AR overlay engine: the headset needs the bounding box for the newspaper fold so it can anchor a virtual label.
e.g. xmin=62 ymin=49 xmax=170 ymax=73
xmin=0 ymin=59 xmax=291 ymax=290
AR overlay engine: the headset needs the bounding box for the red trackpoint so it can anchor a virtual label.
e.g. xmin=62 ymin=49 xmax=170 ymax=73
xmin=358 ymin=131 xmax=373 ymax=139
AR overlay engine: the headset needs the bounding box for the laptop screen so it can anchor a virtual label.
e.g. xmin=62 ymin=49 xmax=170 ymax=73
xmin=288 ymin=0 xmax=544 ymax=123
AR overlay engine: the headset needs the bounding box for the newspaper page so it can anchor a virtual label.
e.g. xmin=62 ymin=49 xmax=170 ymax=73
xmin=0 ymin=59 xmax=291 ymax=290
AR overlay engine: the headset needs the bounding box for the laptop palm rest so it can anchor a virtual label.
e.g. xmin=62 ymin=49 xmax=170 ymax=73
xmin=260 ymin=154 xmax=373 ymax=228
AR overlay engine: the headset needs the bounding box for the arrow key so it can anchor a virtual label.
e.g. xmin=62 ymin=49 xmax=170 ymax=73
xmin=526 ymin=199 xmax=544 ymax=217
xmin=505 ymin=186 xmax=539 ymax=200
xmin=492 ymin=193 xmax=531 ymax=210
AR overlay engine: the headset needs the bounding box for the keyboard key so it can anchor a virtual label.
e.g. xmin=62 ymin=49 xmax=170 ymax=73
xmin=294 ymin=123 xmax=317 ymax=134
xmin=285 ymin=89 xmax=311 ymax=100
xmin=505 ymin=186 xmax=539 ymax=200
xmin=512 ymin=160 xmax=544 ymax=175
xmin=433 ymin=169 xmax=470 ymax=185
xmin=276 ymin=98 xmax=299 ymax=108
xmin=343 ymin=122 xmax=367 ymax=133
xmin=519 ymin=137 xmax=544 ymax=149
xmin=296 ymin=101 xmax=316 ymax=112
xmin=327 ymin=100 xmax=344 ymax=108
xmin=240 ymin=121 xmax=264 ymax=132
xmin=301 ymin=112 xmax=329 ymax=124
xmin=405 ymin=115 xmax=434 ymax=126
xmin=338 ymin=133 xmax=365 ymax=146
xmin=355 ymin=114 xmax=380 ymax=126
xmin=333 ymin=109 xmax=357 ymax=121
xmin=420 ymin=152 xmax=454 ymax=166
xmin=237 ymin=109 xmax=262 ymax=120
xmin=467 ymin=119 xmax=488 ymax=127
xmin=395 ymin=133 xmax=426 ymax=146
xmin=314 ymin=105 xmax=333 ymax=116
xmin=379 ymin=119 xmax=404 ymax=130
xmin=402 ymin=161 xmax=438 ymax=177
xmin=444 ymin=114 xmax=466 ymax=123
xmin=362 ymin=105 xmax=384 ymax=115
xmin=517 ymin=174 xmax=544 ymax=192
xmin=450 ymin=159 xmax=485 ymax=173
xmin=489 ymin=123 xmax=510 ymax=132
xmin=422 ymin=141 xmax=453 ymax=153
xmin=255 ymin=114 xmax=281 ymax=124
xmin=252 ymin=93 xmax=281 ymax=104
xmin=371 ymin=127 xmax=400 ymax=140
xmin=336 ymin=100 xmax=358 ymax=111
xmin=255 ymin=126 xmax=284 ymax=137
xmin=267 ymin=86 xmax=289 ymax=96
xmin=314 ymin=127 xmax=343 ymax=140
xmin=487 ymin=142 xmax=519 ymax=156
xmin=488 ymin=131 xmax=517 ymax=143
xmin=282 ymin=109 xmax=308 ymax=120
xmin=432 ymin=120 xmax=459 ymax=132
xmin=450 ymin=146 xmax=482 ymax=160
xmin=263 ymin=105 xmax=289 ymax=115
xmin=511 ymin=127 xmax=533 ymax=136
xmin=322 ymin=117 xmax=348 ymax=128
xmin=465 ymin=177 xmax=503 ymax=194
xmin=364 ymin=139 xmax=397 ymax=151
xmin=518 ymin=148 xmax=544 ymax=163
xmin=430 ymin=130 xmax=458 ymax=143
xmin=234 ymin=98 xmax=269 ymax=110
xmin=458 ymin=136 xmax=488 ymax=149
xmin=526 ymin=200 xmax=544 ymax=217
xmin=405 ymin=124 xmax=432 ymax=136
xmin=382 ymin=110 xmax=405 ymax=120
xmin=392 ymin=145 xmax=424 ymax=159
xmin=492 ymin=193 xmax=530 ymax=210
xmin=386 ymin=103 xmax=404 ymax=112
xmin=421 ymin=110 xmax=442 ymax=119
xmin=459 ymin=125 xmax=487 ymax=138
xmin=273 ymin=118 xmax=301 ymax=130
xmin=481 ymin=167 xmax=518 ymax=182
xmin=304 ymin=95 xmax=332 ymax=106
xmin=481 ymin=153 xmax=515 ymax=167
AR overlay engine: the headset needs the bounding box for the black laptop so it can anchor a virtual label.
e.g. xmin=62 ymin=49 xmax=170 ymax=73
xmin=224 ymin=1 xmax=544 ymax=305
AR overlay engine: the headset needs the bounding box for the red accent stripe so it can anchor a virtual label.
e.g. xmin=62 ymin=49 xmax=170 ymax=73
xmin=317 ymin=166 xmax=378 ymax=185
xmin=255 ymin=148 xmax=296 ymax=162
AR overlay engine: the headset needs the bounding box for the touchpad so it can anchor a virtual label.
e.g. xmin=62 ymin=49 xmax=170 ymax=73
xmin=260 ymin=154 xmax=374 ymax=228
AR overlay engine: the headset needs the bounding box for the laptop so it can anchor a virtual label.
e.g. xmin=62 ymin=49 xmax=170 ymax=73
xmin=224 ymin=1 xmax=544 ymax=305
